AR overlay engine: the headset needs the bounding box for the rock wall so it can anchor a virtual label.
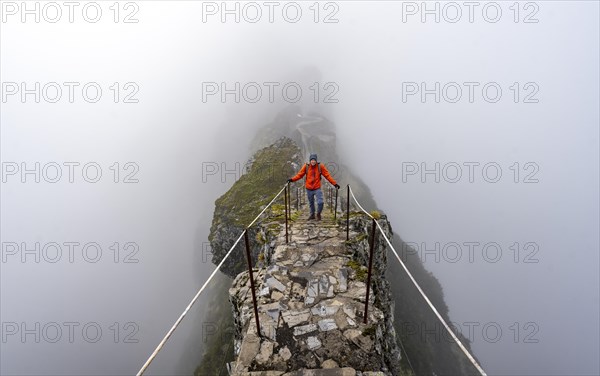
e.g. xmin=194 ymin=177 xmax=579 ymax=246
xmin=208 ymin=137 xmax=303 ymax=278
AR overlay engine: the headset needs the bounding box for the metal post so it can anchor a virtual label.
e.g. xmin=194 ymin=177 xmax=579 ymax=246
xmin=284 ymin=184 xmax=289 ymax=244
xmin=296 ymin=187 xmax=299 ymax=211
xmin=346 ymin=185 xmax=350 ymax=241
xmin=287 ymin=185 xmax=292 ymax=242
xmin=334 ymin=186 xmax=338 ymax=220
xmin=363 ymin=217 xmax=377 ymax=324
xmin=243 ymin=230 xmax=261 ymax=336
xmin=288 ymin=184 xmax=292 ymax=219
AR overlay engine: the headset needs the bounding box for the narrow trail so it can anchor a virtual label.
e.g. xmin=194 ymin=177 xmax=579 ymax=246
xmin=229 ymin=209 xmax=388 ymax=376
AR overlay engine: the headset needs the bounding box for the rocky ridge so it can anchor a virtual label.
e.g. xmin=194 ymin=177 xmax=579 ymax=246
xmin=227 ymin=206 xmax=404 ymax=376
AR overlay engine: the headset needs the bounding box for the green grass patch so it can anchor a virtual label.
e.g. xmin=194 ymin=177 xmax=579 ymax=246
xmin=211 ymin=138 xmax=301 ymax=228
xmin=346 ymin=259 xmax=367 ymax=282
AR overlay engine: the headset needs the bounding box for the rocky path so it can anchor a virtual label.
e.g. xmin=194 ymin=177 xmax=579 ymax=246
xmin=228 ymin=209 xmax=389 ymax=376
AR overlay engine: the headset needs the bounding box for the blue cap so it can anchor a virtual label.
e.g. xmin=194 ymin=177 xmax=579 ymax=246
xmin=309 ymin=154 xmax=318 ymax=162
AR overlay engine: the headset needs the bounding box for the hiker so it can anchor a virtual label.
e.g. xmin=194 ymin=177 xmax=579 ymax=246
xmin=287 ymin=154 xmax=340 ymax=221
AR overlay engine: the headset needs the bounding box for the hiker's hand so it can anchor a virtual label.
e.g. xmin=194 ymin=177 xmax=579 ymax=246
xmin=334 ymin=184 xmax=340 ymax=189
xmin=287 ymin=179 xmax=292 ymax=183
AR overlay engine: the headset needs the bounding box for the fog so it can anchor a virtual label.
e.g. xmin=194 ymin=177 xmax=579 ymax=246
xmin=1 ymin=2 xmax=598 ymax=375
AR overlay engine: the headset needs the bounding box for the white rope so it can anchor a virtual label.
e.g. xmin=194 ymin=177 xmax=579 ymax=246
xmin=137 ymin=183 xmax=485 ymax=375
xmin=348 ymin=186 xmax=487 ymax=376
xmin=247 ymin=184 xmax=288 ymax=228
xmin=137 ymin=184 xmax=289 ymax=375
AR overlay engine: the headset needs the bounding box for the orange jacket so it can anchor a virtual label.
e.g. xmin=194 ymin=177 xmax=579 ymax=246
xmin=290 ymin=163 xmax=337 ymax=190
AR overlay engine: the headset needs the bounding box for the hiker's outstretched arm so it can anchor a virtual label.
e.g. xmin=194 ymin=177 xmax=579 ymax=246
xmin=320 ymin=164 xmax=337 ymax=186
xmin=290 ymin=164 xmax=307 ymax=182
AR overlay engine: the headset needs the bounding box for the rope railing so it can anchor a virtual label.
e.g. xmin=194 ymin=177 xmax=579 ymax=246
xmin=136 ymin=183 xmax=289 ymax=376
xmin=138 ymin=180 xmax=485 ymax=376
xmin=346 ymin=185 xmax=487 ymax=376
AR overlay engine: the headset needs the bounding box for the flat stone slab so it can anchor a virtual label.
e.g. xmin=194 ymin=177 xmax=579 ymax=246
xmin=301 ymin=253 xmax=318 ymax=266
xmin=281 ymin=309 xmax=311 ymax=327
xmin=307 ymin=278 xmax=319 ymax=297
xmin=256 ymin=341 xmax=274 ymax=365
xmin=306 ymin=335 xmax=322 ymax=350
xmin=342 ymin=306 xmax=355 ymax=319
xmin=337 ymin=269 xmax=348 ymax=292
xmin=319 ymin=275 xmax=330 ymax=297
xmin=266 ymin=274 xmax=287 ymax=292
xmin=311 ymin=300 xmax=342 ymax=317
xmin=237 ymin=332 xmax=261 ymax=367
xmin=321 ymin=359 xmax=339 ymax=369
xmin=279 ymin=346 xmax=292 ymax=361
xmin=259 ymin=286 xmax=270 ymax=297
xmin=318 ymin=318 xmax=338 ymax=331
xmin=294 ymin=323 xmax=318 ymax=336
xmin=282 ymin=368 xmax=356 ymax=376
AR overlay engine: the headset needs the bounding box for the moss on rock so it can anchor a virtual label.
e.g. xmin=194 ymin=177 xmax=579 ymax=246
xmin=208 ymin=137 xmax=303 ymax=278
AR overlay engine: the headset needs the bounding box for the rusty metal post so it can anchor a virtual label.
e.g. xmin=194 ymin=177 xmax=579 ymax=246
xmin=287 ymin=184 xmax=292 ymax=242
xmin=296 ymin=187 xmax=299 ymax=211
xmin=284 ymin=184 xmax=289 ymax=244
xmin=346 ymin=185 xmax=350 ymax=241
xmin=243 ymin=230 xmax=261 ymax=336
xmin=288 ymin=184 xmax=292 ymax=218
xmin=363 ymin=217 xmax=377 ymax=324
xmin=334 ymin=186 xmax=338 ymax=220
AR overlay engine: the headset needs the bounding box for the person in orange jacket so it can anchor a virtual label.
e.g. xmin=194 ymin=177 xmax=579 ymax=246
xmin=288 ymin=154 xmax=340 ymax=220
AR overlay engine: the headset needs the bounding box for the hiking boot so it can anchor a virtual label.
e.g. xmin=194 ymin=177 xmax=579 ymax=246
xmin=308 ymin=213 xmax=315 ymax=220
xmin=316 ymin=212 xmax=322 ymax=221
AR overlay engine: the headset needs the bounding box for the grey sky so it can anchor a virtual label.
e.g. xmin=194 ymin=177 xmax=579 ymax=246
xmin=1 ymin=1 xmax=598 ymax=375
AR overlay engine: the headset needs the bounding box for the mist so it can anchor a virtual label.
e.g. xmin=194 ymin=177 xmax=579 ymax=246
xmin=1 ymin=2 xmax=598 ymax=375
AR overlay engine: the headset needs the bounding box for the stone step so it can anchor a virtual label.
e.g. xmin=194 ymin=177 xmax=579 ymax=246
xmin=235 ymin=367 xmax=364 ymax=376
xmin=293 ymin=215 xmax=338 ymax=219
xmin=282 ymin=368 xmax=358 ymax=376
xmin=293 ymin=217 xmax=339 ymax=221
xmin=291 ymin=223 xmax=339 ymax=228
